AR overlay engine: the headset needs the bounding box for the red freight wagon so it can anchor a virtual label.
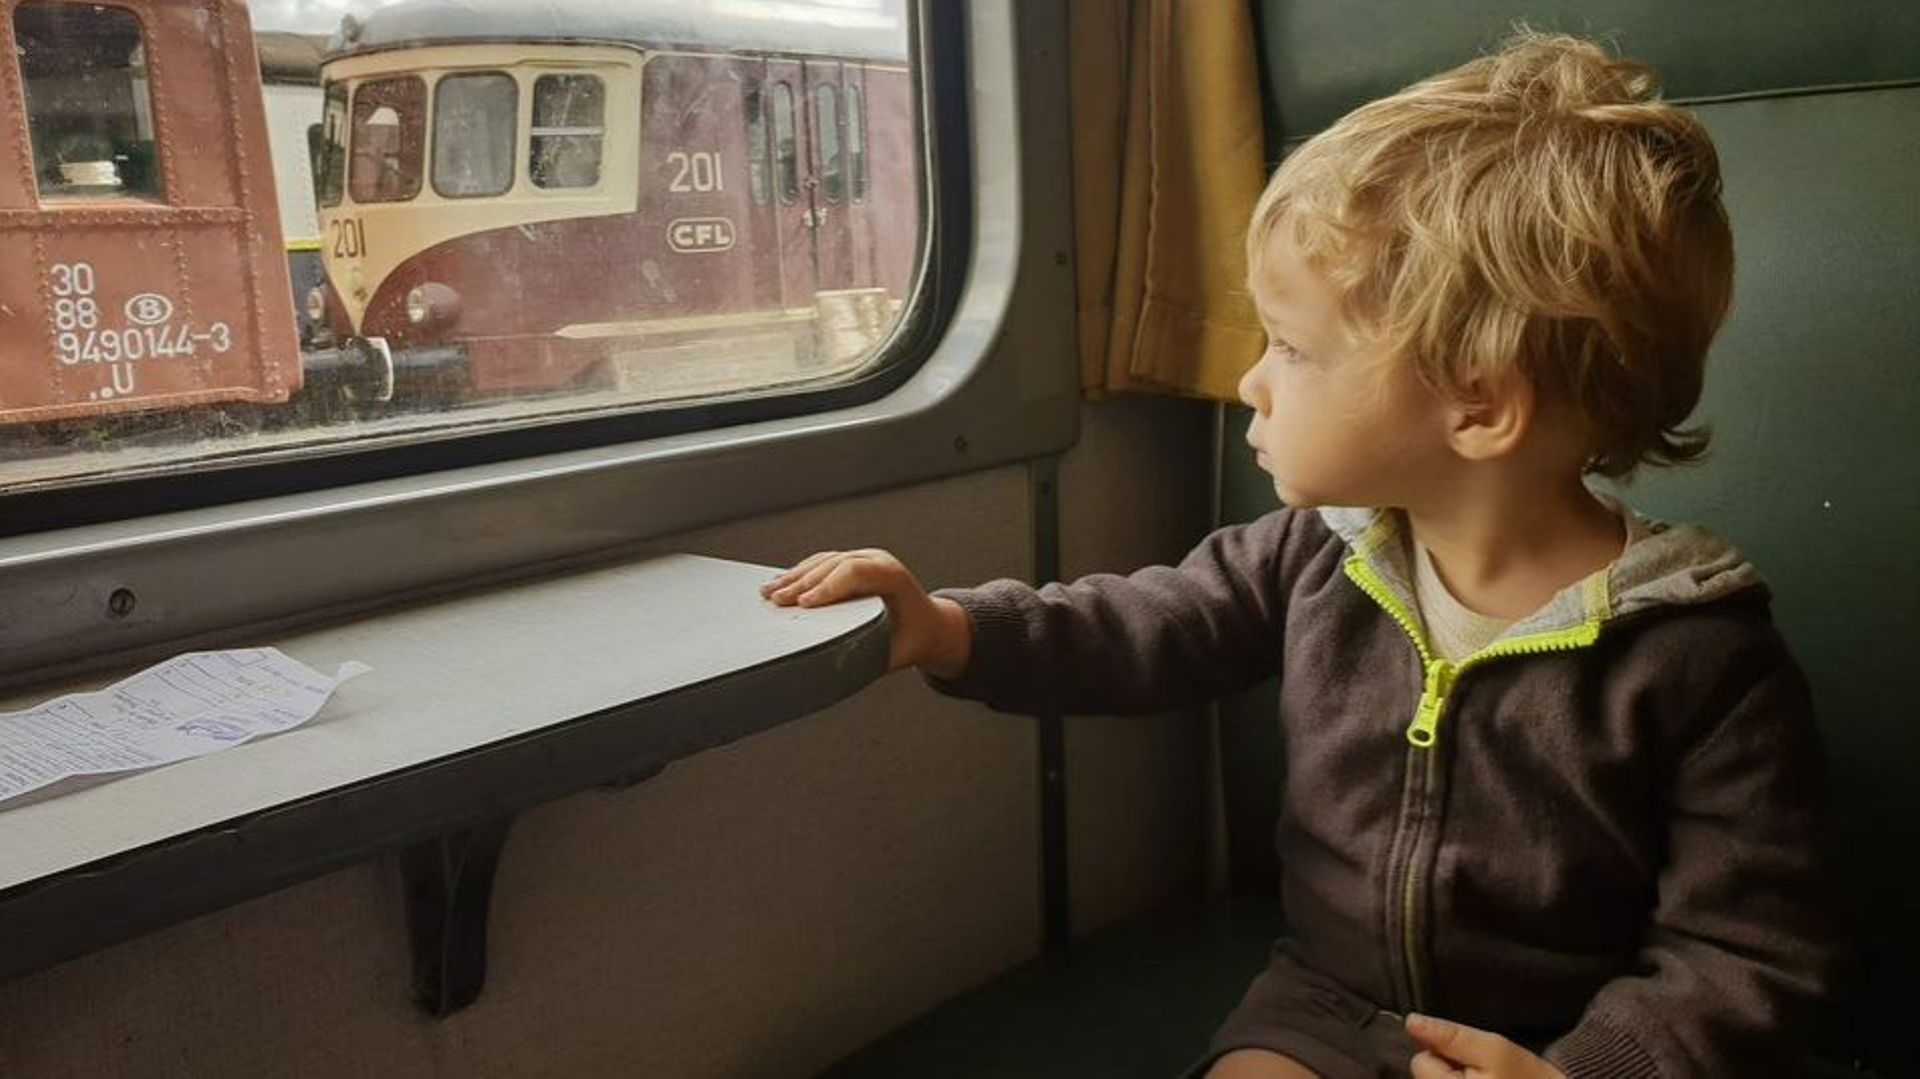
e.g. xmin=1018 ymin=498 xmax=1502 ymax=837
xmin=306 ymin=0 xmax=917 ymax=405
xmin=0 ymin=0 xmax=299 ymax=424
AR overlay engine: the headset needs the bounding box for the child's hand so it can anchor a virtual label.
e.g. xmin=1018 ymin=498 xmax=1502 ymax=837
xmin=1406 ymin=1014 xmax=1567 ymax=1079
xmin=760 ymin=549 xmax=973 ymax=679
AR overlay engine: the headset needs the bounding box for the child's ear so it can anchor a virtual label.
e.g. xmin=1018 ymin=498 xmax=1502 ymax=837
xmin=1445 ymin=373 xmax=1533 ymax=461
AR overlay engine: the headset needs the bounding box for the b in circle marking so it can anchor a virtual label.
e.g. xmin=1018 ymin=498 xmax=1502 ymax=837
xmin=126 ymin=293 xmax=174 ymax=326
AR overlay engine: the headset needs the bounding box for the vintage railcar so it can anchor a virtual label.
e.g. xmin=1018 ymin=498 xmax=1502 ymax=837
xmin=0 ymin=0 xmax=299 ymax=424
xmin=306 ymin=0 xmax=919 ymax=405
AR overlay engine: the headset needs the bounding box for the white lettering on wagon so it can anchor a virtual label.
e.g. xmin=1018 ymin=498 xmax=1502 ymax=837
xmin=46 ymin=262 xmax=233 ymax=401
xmin=668 ymin=217 xmax=736 ymax=253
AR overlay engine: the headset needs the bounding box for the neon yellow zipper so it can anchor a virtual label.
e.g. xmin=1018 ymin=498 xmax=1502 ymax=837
xmin=1343 ymin=556 xmax=1607 ymax=747
xmin=1342 ymin=553 xmax=1609 ymax=1013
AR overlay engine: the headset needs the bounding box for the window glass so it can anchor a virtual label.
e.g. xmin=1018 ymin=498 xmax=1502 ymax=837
xmin=1 ymin=1 xmax=928 ymax=506
xmin=815 ymin=81 xmax=843 ymax=203
xmin=316 ymin=82 xmax=348 ymax=207
xmin=433 ymin=72 xmax=517 ymax=198
xmin=744 ymin=85 xmax=769 ymax=205
xmin=349 ymin=76 xmax=426 ymax=203
xmin=14 ymin=2 xmax=162 ymax=200
xmin=847 ymin=82 xmax=868 ymax=201
xmin=530 ymin=74 xmax=604 ymax=189
xmin=772 ymin=81 xmax=798 ymax=202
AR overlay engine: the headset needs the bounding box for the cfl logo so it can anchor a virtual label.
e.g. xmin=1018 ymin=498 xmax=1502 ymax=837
xmin=668 ymin=218 xmax=736 ymax=253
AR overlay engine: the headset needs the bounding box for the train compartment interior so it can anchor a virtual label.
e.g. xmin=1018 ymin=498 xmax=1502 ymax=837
xmin=0 ymin=1 xmax=1914 ymax=1077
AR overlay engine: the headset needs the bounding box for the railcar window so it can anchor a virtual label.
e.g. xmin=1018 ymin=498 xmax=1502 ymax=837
xmin=772 ymin=81 xmax=799 ymax=202
xmin=433 ymin=73 xmax=518 ymax=198
xmin=14 ymin=2 xmax=162 ymax=201
xmin=847 ymin=82 xmax=868 ymax=202
xmin=529 ymin=74 xmax=605 ymax=189
xmin=815 ymin=81 xmax=844 ymax=203
xmin=317 ymin=83 xmax=348 ymax=207
xmin=1 ymin=0 xmax=928 ymax=506
xmin=349 ymin=76 xmax=426 ymax=203
xmin=744 ymin=85 xmax=770 ymax=205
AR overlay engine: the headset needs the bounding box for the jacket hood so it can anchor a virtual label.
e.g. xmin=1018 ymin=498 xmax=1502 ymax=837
xmin=1318 ymin=490 xmax=1766 ymax=642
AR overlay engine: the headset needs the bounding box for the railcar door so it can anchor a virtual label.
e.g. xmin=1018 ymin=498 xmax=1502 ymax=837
xmin=737 ymin=60 xmax=783 ymax=317
xmin=802 ymin=60 xmax=853 ymax=293
xmin=763 ymin=59 xmax=816 ymax=311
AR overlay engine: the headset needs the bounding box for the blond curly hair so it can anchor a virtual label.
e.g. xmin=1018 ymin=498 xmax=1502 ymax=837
xmin=1248 ymin=29 xmax=1733 ymax=477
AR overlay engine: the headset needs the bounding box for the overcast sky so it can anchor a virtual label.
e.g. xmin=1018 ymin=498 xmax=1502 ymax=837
xmin=247 ymin=0 xmax=905 ymax=36
xmin=250 ymin=0 xmax=361 ymax=35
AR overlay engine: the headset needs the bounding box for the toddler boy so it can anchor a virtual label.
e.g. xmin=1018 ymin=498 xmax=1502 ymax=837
xmin=764 ymin=30 xmax=1836 ymax=1078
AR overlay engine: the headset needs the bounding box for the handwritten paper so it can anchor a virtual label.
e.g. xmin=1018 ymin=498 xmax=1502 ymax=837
xmin=0 ymin=648 xmax=369 ymax=808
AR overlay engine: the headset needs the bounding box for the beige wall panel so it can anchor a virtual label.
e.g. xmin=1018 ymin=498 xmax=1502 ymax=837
xmin=462 ymin=673 xmax=1039 ymax=1079
xmin=0 ymin=864 xmax=422 ymax=1078
xmin=646 ymin=459 xmax=1033 ymax=596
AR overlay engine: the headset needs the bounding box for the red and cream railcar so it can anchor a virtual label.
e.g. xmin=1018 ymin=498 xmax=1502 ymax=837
xmin=0 ymin=0 xmax=299 ymax=425
xmin=307 ymin=0 xmax=916 ymax=404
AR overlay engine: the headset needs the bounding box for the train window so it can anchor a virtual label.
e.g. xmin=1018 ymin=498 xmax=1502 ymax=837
xmin=847 ymin=82 xmax=868 ymax=202
xmin=2 ymin=0 xmax=965 ymax=538
xmin=349 ymin=76 xmax=426 ymax=203
xmin=316 ymin=83 xmax=348 ymax=207
xmin=815 ymin=81 xmax=844 ymax=203
xmin=433 ymin=73 xmax=518 ymax=198
xmin=13 ymin=2 xmax=162 ymax=201
xmin=529 ymin=74 xmax=605 ymax=189
xmin=744 ymin=85 xmax=770 ymax=205
xmin=772 ymin=81 xmax=798 ymax=202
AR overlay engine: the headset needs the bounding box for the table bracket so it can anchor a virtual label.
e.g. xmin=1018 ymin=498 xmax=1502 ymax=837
xmin=402 ymin=817 xmax=514 ymax=1018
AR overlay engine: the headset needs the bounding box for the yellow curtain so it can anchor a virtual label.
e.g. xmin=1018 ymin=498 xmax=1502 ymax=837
xmin=1071 ymin=0 xmax=1269 ymax=401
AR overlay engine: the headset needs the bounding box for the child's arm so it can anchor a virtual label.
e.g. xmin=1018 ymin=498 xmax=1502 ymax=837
xmin=765 ymin=510 xmax=1304 ymax=717
xmin=1543 ymin=655 xmax=1843 ymax=1078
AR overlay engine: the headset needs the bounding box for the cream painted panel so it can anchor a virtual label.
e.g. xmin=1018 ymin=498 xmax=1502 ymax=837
xmin=473 ymin=677 xmax=1036 ymax=1078
xmin=0 ymin=865 xmax=419 ymax=1077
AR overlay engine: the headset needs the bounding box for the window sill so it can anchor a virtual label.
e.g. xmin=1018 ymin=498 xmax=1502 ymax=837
xmin=0 ymin=552 xmax=888 ymax=1005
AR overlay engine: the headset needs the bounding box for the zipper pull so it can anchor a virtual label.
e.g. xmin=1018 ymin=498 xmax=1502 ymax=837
xmin=1407 ymin=660 xmax=1452 ymax=748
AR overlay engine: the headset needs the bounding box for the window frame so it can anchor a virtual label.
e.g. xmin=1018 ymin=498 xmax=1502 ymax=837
xmin=814 ymin=78 xmax=844 ymax=203
xmin=430 ymin=70 xmax=519 ymax=200
xmin=15 ymin=0 xmax=165 ymax=203
xmin=744 ymin=81 xmax=770 ymax=205
xmin=771 ymin=78 xmax=799 ymax=203
xmin=316 ymin=80 xmax=349 ymax=208
xmin=847 ymin=80 xmax=869 ymax=202
xmin=0 ymin=1 xmax=1079 ymax=687
xmin=528 ymin=71 xmax=607 ymax=191
xmin=347 ymin=73 xmax=428 ymax=204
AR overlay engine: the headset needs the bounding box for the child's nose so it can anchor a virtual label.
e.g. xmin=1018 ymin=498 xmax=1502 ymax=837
xmin=1237 ymin=361 xmax=1264 ymax=412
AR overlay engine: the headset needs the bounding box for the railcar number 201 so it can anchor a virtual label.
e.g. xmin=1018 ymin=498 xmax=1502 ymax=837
xmin=668 ymin=151 xmax=725 ymax=193
xmin=331 ymin=218 xmax=368 ymax=258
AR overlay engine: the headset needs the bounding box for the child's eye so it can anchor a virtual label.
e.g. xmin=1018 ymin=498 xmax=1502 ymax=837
xmin=1269 ymin=339 xmax=1305 ymax=363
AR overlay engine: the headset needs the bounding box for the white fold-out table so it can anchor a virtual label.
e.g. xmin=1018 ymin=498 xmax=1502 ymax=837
xmin=0 ymin=553 xmax=888 ymax=1014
